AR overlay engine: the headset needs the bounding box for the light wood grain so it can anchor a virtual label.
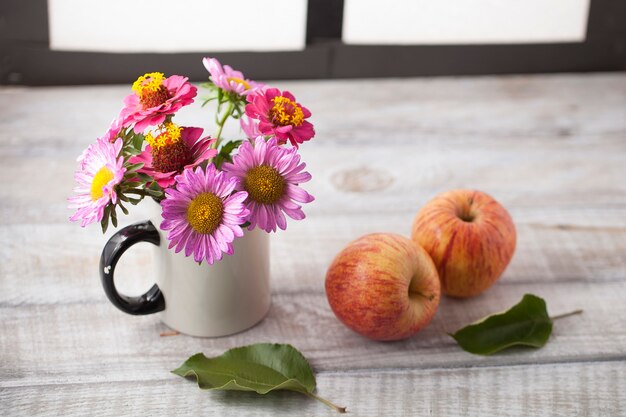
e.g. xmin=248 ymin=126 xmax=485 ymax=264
xmin=2 ymin=206 xmax=626 ymax=304
xmin=1 ymin=73 xmax=625 ymax=416
xmin=2 ymin=361 xmax=624 ymax=416
xmin=2 ymin=282 xmax=626 ymax=386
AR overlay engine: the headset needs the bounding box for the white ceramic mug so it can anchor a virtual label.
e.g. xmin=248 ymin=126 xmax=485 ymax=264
xmin=99 ymin=202 xmax=270 ymax=337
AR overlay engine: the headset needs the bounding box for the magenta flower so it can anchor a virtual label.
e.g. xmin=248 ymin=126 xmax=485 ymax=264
xmin=101 ymin=117 xmax=124 ymax=143
xmin=69 ymin=138 xmax=126 ymax=227
xmin=160 ymin=165 xmax=249 ymax=264
xmin=222 ymin=137 xmax=314 ymax=233
xmin=120 ymin=72 xmax=197 ymax=133
xmin=240 ymin=116 xmax=262 ymax=139
xmin=245 ymin=88 xmax=315 ymax=148
xmin=203 ymin=57 xmax=264 ymax=96
xmin=129 ymin=123 xmax=217 ymax=188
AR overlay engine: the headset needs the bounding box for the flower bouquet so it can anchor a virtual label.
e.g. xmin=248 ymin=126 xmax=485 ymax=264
xmin=68 ymin=58 xmax=316 ymax=335
xmin=69 ymin=58 xmax=315 ymax=265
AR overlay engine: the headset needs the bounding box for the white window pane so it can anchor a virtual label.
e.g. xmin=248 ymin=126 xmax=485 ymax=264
xmin=343 ymin=0 xmax=590 ymax=45
xmin=49 ymin=0 xmax=307 ymax=52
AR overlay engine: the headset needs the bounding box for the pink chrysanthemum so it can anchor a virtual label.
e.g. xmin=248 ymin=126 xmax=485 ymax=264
xmin=129 ymin=123 xmax=217 ymax=188
xmin=77 ymin=117 xmax=123 ymax=169
xmin=203 ymin=57 xmax=264 ymax=96
xmin=69 ymin=138 xmax=126 ymax=227
xmin=222 ymin=137 xmax=314 ymax=233
xmin=160 ymin=165 xmax=249 ymax=264
xmin=245 ymin=88 xmax=315 ymax=148
xmin=120 ymin=72 xmax=197 ymax=133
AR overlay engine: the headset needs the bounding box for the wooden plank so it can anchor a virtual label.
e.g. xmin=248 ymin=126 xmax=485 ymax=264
xmin=2 ymin=360 xmax=624 ymax=416
xmin=1 ymin=107 xmax=625 ymax=296
xmin=2 ymin=177 xmax=626 ymax=297
xmin=4 ymin=139 xmax=626 ymax=216
xmin=1 ymin=74 xmax=625 ymax=416
xmin=1 ymin=208 xmax=626 ymax=305
xmin=2 ymin=281 xmax=625 ymax=388
xmin=1 ymin=74 xmax=625 ymax=147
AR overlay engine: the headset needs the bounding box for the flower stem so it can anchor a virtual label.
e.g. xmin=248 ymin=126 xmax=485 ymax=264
xmin=551 ymin=309 xmax=583 ymax=321
xmin=214 ymin=124 xmax=225 ymax=144
xmin=213 ymin=101 xmax=235 ymax=148
xmin=304 ymin=392 xmax=347 ymax=413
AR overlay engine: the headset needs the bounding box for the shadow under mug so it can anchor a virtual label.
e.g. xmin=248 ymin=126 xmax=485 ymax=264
xmin=99 ymin=203 xmax=271 ymax=337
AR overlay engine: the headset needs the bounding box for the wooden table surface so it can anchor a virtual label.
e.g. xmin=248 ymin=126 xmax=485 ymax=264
xmin=1 ymin=73 xmax=625 ymax=416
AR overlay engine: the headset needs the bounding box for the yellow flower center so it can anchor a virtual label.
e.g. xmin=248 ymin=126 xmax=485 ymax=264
xmin=227 ymin=77 xmax=251 ymax=90
xmin=132 ymin=72 xmax=165 ymax=95
xmin=145 ymin=122 xmax=183 ymax=150
xmin=90 ymin=167 xmax=114 ymax=201
xmin=244 ymin=165 xmax=286 ymax=204
xmin=132 ymin=72 xmax=169 ymax=109
xmin=270 ymin=96 xmax=305 ymax=127
xmin=187 ymin=193 xmax=224 ymax=234
xmin=146 ymin=123 xmax=190 ymax=173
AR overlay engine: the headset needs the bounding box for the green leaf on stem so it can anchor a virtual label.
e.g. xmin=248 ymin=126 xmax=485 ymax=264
xmin=120 ymin=192 xmax=142 ymax=205
xmin=110 ymin=205 xmax=118 ymax=228
xmin=122 ymin=126 xmax=133 ymax=139
xmin=132 ymin=133 xmax=145 ymax=151
xmin=125 ymin=162 xmax=144 ymax=173
xmin=118 ymin=201 xmax=129 ymax=215
xmin=173 ymin=343 xmax=346 ymax=413
xmin=136 ymin=173 xmax=153 ymax=183
xmin=124 ymin=147 xmax=143 ymax=156
xmin=145 ymin=190 xmax=163 ymax=198
xmin=100 ymin=205 xmax=111 ymax=234
xmin=214 ymin=140 xmax=243 ymax=169
xmin=142 ymin=181 xmax=164 ymax=200
xmin=450 ymin=294 xmax=555 ymax=355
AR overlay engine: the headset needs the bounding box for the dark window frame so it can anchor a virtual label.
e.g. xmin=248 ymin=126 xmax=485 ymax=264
xmin=0 ymin=0 xmax=624 ymax=85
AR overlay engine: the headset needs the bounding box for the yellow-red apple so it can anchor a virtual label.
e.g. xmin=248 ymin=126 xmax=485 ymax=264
xmin=411 ymin=189 xmax=516 ymax=298
xmin=325 ymin=233 xmax=441 ymax=341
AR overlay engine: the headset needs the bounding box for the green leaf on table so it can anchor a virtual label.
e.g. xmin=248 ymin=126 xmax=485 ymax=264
xmin=450 ymin=294 xmax=553 ymax=355
xmin=173 ymin=343 xmax=346 ymax=413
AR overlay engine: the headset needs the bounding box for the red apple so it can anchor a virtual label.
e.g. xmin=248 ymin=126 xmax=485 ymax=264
xmin=325 ymin=233 xmax=441 ymax=341
xmin=411 ymin=189 xmax=516 ymax=298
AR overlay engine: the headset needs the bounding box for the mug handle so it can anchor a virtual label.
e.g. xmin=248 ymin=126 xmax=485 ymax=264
xmin=99 ymin=220 xmax=165 ymax=315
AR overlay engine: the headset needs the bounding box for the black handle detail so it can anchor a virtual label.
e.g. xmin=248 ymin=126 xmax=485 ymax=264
xmin=99 ymin=220 xmax=165 ymax=315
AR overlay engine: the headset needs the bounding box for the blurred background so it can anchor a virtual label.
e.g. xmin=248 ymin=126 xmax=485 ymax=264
xmin=1 ymin=0 xmax=624 ymax=85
